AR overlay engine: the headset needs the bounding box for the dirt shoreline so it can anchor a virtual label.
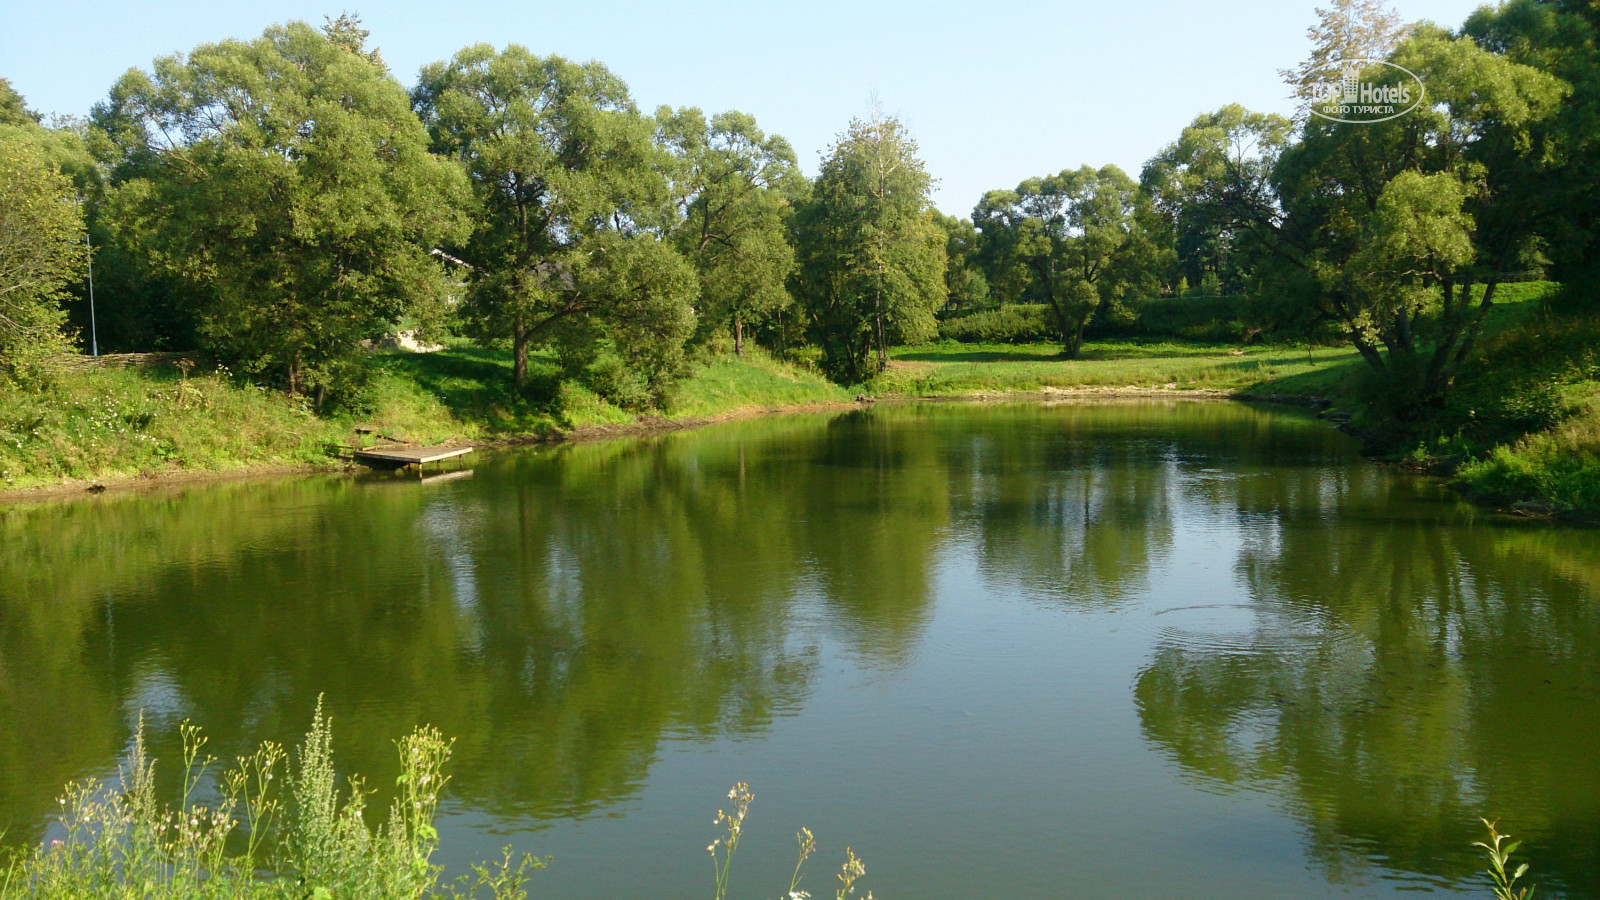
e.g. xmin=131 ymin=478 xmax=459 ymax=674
xmin=0 ymin=388 xmax=1313 ymax=505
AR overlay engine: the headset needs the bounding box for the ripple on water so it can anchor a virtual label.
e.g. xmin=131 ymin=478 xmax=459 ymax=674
xmin=1144 ymin=601 xmax=1363 ymax=656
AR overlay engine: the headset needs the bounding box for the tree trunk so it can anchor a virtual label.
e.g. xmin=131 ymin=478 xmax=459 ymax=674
xmin=874 ymin=290 xmax=887 ymax=372
xmin=512 ymin=314 xmax=529 ymax=387
xmin=734 ymin=312 xmax=744 ymax=357
xmin=1423 ymin=278 xmax=1498 ymax=402
xmin=1350 ymin=333 xmax=1387 ymax=373
xmin=1048 ymin=299 xmax=1077 ymax=359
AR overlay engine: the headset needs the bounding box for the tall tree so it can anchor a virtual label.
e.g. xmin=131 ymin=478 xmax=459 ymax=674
xmin=0 ymin=127 xmax=80 ymax=373
xmin=1281 ymin=26 xmax=1564 ymax=408
xmin=1141 ymin=106 xmax=1294 ymax=298
xmin=657 ymin=107 xmax=802 ymax=356
xmin=1465 ymin=0 xmax=1600 ymax=294
xmin=792 ymin=114 xmax=945 ymax=384
xmin=1173 ymin=28 xmax=1566 ymax=413
xmin=1280 ymin=0 xmax=1413 ymax=113
xmin=92 ymin=19 xmax=469 ymax=400
xmin=413 ymin=45 xmax=696 ymax=401
xmin=973 ymin=165 xmax=1153 ymax=358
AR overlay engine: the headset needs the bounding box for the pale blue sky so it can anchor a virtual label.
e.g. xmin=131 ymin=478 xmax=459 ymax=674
xmin=3 ymin=0 xmax=1493 ymax=216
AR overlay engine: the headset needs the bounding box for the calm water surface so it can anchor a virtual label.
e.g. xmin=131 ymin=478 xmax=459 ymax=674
xmin=3 ymin=401 xmax=1598 ymax=898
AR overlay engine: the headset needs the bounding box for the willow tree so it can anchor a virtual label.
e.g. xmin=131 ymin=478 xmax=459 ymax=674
xmin=1273 ymin=27 xmax=1566 ymax=410
xmin=0 ymin=128 xmax=80 ymax=373
xmin=793 ymin=115 xmax=945 ymax=384
xmin=974 ymin=166 xmax=1156 ymax=357
xmin=657 ymin=107 xmax=803 ymax=356
xmin=413 ymin=45 xmax=696 ymax=402
xmin=92 ymin=19 xmax=469 ymax=400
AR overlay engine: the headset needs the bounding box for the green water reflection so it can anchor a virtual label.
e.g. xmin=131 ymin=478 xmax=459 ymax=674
xmin=2 ymin=400 xmax=1596 ymax=897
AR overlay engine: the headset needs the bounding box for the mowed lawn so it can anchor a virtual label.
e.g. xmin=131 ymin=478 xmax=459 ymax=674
xmin=879 ymin=340 xmax=1360 ymax=398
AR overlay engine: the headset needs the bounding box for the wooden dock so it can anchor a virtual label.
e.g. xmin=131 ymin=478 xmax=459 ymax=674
xmin=353 ymin=445 xmax=473 ymax=470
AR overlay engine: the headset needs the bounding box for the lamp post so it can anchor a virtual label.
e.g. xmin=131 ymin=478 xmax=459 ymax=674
xmin=85 ymin=227 xmax=98 ymax=357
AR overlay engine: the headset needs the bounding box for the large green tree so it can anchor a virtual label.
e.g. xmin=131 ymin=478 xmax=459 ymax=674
xmin=0 ymin=128 xmax=80 ymax=372
xmin=792 ymin=115 xmax=945 ymax=384
xmin=1465 ymin=0 xmax=1600 ymax=294
xmin=973 ymin=165 xmax=1156 ymax=357
xmin=92 ymin=19 xmax=469 ymax=400
xmin=657 ymin=107 xmax=802 ymax=356
xmin=1157 ymin=26 xmax=1565 ymax=412
xmin=413 ymin=45 xmax=697 ymax=403
xmin=1274 ymin=27 xmax=1566 ymax=409
xmin=0 ymin=81 xmax=106 ymax=370
xmin=1141 ymin=106 xmax=1293 ymax=299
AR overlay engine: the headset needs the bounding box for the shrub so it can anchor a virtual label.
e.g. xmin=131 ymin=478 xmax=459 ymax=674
xmin=937 ymin=304 xmax=1055 ymax=344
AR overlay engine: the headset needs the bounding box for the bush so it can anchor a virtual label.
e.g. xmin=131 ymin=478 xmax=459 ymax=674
xmin=937 ymin=304 xmax=1056 ymax=344
xmin=1456 ymin=401 xmax=1600 ymax=515
xmin=1087 ymin=294 xmax=1245 ymax=342
xmin=584 ymin=351 xmax=656 ymax=411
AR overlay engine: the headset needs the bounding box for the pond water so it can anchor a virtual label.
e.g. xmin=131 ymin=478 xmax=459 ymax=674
xmin=3 ymin=400 xmax=1598 ymax=898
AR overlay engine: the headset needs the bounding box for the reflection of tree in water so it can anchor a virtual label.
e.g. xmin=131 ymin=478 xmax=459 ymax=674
xmin=2 ymin=398 xmax=1329 ymax=842
xmin=20 ymin=396 xmax=1594 ymax=896
xmin=0 ymin=410 xmax=954 ymax=840
xmin=953 ymin=403 xmax=1176 ymax=607
xmin=802 ymin=409 xmax=945 ymax=662
xmin=1136 ymin=469 xmax=1600 ymax=894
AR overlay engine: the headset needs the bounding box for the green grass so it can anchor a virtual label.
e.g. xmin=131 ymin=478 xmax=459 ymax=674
xmin=1456 ymin=397 xmax=1600 ymax=516
xmin=0 ymin=707 xmax=870 ymax=900
xmin=0 ymin=344 xmax=851 ymax=491
xmin=0 ymin=366 xmax=346 ymax=489
xmin=662 ymin=349 xmax=851 ymax=417
xmin=876 ymin=339 xmax=1360 ymax=397
xmin=6 ymin=282 xmax=1594 ymax=520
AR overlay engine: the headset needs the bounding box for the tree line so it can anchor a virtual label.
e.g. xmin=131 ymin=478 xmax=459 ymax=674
xmin=3 ymin=1 xmax=1598 ymax=416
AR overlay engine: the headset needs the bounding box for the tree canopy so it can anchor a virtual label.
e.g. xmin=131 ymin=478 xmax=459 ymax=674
xmin=3 ymin=0 xmax=1594 ymax=412
xmin=92 ymin=19 xmax=470 ymax=400
xmin=793 ymin=115 xmax=945 ymax=383
xmin=657 ymin=106 xmax=803 ymax=356
xmin=974 ymin=165 xmax=1157 ymax=357
xmin=413 ymin=45 xmax=695 ymax=402
xmin=0 ymin=127 xmax=80 ymax=372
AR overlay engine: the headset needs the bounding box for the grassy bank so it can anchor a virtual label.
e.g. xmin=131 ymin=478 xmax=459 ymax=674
xmin=1444 ymin=303 xmax=1600 ymax=519
xmin=0 ymin=345 xmax=853 ymax=492
xmin=1257 ymin=282 xmax=1600 ymax=521
xmin=1 ymin=337 xmax=1346 ymax=493
xmin=877 ymin=339 xmax=1358 ymax=397
xmin=5 ymin=297 xmax=1596 ymax=520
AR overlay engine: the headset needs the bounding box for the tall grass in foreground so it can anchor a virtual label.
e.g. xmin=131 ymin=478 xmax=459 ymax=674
xmin=0 ymin=703 xmax=1528 ymax=899
xmin=706 ymin=782 xmax=869 ymax=900
xmin=0 ymin=701 xmax=540 ymax=900
xmin=0 ymin=706 xmax=868 ymax=900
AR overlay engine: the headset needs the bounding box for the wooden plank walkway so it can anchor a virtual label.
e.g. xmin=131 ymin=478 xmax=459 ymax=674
xmin=353 ymin=445 xmax=473 ymax=468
